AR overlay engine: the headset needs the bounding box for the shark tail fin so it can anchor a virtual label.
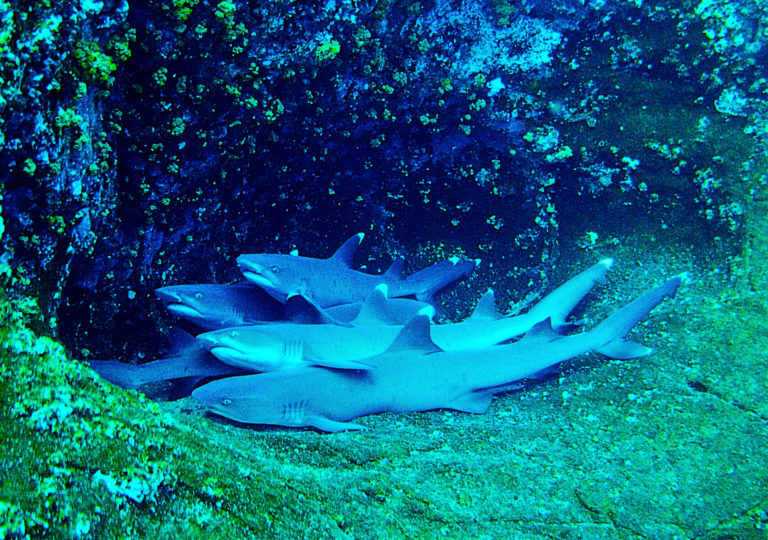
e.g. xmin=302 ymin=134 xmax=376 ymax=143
xmin=525 ymin=259 xmax=613 ymax=328
xmin=407 ymin=257 xmax=479 ymax=304
xmin=329 ymin=233 xmax=365 ymax=266
xmin=591 ymin=275 xmax=681 ymax=360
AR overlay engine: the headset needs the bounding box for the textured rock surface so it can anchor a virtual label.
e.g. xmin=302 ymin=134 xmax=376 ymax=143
xmin=1 ymin=0 xmax=767 ymax=537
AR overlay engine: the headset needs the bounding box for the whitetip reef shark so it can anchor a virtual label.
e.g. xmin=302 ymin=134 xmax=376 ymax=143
xmin=237 ymin=233 xmax=478 ymax=307
xmin=192 ymin=271 xmax=680 ymax=432
xmin=195 ymin=259 xmax=613 ymax=372
xmin=155 ymin=283 xmax=285 ymax=330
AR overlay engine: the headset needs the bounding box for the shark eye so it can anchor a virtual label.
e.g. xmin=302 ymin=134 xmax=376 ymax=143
xmin=271 ymin=266 xmax=280 ymax=273
xmin=194 ymin=292 xmax=203 ymax=299
xmin=221 ymin=398 xmax=232 ymax=406
xmin=229 ymin=330 xmax=238 ymax=338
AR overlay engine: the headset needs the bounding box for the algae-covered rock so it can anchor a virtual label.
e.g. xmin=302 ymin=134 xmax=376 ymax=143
xmin=2 ymin=0 xmax=768 ymax=537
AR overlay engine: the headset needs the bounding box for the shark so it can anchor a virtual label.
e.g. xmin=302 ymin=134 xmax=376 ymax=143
xmin=195 ymin=259 xmax=613 ymax=372
xmin=192 ymin=274 xmax=680 ymax=431
xmin=237 ymin=233 xmax=477 ymax=307
xmin=90 ymin=330 xmax=249 ymax=390
xmin=155 ymin=283 xmax=285 ymax=330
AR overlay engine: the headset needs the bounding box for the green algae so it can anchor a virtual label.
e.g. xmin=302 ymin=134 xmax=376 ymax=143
xmin=3 ymin=211 xmax=768 ymax=537
xmin=0 ymin=285 xmax=305 ymax=537
xmin=1 ymin=0 xmax=768 ymax=537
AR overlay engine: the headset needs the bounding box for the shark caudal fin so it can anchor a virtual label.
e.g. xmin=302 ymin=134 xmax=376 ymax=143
xmin=526 ymin=259 xmax=613 ymax=329
xmin=592 ymin=275 xmax=681 ymax=359
xmin=406 ymin=257 xmax=479 ymax=304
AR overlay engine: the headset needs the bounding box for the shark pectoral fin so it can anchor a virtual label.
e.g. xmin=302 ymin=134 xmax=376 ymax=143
xmin=596 ymin=339 xmax=653 ymax=359
xmin=448 ymin=391 xmax=494 ymax=414
xmin=309 ymin=358 xmax=374 ymax=371
xmin=285 ymin=293 xmax=352 ymax=327
xmin=310 ymin=415 xmax=369 ymax=432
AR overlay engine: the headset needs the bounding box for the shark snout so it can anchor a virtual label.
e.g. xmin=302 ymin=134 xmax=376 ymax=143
xmin=155 ymin=287 xmax=182 ymax=304
xmin=196 ymin=330 xmax=238 ymax=351
xmin=237 ymin=256 xmax=278 ymax=290
xmin=195 ymin=333 xmax=217 ymax=349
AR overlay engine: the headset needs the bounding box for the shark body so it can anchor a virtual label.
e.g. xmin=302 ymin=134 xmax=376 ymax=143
xmin=237 ymin=233 xmax=476 ymax=307
xmin=196 ymin=259 xmax=612 ymax=372
xmin=193 ymin=272 xmax=680 ymax=431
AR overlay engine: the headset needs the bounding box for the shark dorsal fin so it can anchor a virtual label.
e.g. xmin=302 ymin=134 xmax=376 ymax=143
xmin=520 ymin=317 xmax=560 ymax=343
xmin=468 ymin=289 xmax=502 ymax=321
xmin=383 ymin=257 xmax=405 ymax=280
xmin=351 ymin=284 xmax=391 ymax=325
xmin=329 ymin=233 xmax=365 ymax=266
xmin=383 ymin=315 xmax=443 ymax=355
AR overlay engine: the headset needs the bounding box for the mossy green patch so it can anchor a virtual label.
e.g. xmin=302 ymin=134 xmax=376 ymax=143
xmin=73 ymin=40 xmax=117 ymax=84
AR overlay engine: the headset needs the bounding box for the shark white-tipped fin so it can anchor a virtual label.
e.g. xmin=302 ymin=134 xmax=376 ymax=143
xmin=329 ymin=233 xmax=365 ymax=266
xmin=384 ymin=315 xmax=443 ymax=355
xmin=410 ymin=258 xmax=477 ymax=304
xmin=593 ymin=276 xmax=680 ymax=342
xmin=417 ymin=305 xmax=436 ymax=320
xmin=289 ymin=249 xmax=299 ymax=256
xmin=525 ymin=259 xmax=615 ymax=326
xmin=468 ymin=289 xmax=502 ymax=321
xmin=590 ymin=275 xmax=680 ymax=358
